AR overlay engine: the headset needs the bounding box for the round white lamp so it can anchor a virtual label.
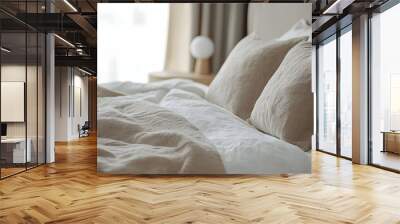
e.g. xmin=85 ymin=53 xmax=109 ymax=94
xmin=190 ymin=36 xmax=214 ymax=75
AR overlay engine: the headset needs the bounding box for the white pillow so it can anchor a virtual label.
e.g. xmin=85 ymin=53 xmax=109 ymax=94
xmin=206 ymin=33 xmax=305 ymax=120
xmin=249 ymin=41 xmax=313 ymax=150
xmin=279 ymin=19 xmax=311 ymax=41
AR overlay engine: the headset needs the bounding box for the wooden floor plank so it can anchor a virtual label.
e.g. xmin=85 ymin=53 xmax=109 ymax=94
xmin=0 ymin=135 xmax=399 ymax=223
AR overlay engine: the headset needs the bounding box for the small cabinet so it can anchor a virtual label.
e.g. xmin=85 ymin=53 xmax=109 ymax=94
xmin=382 ymin=132 xmax=400 ymax=154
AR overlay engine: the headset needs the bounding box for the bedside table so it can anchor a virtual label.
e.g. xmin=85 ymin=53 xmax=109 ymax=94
xmin=148 ymin=71 xmax=214 ymax=86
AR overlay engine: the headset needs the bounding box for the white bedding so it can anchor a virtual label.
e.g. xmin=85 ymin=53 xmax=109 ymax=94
xmin=98 ymin=79 xmax=310 ymax=174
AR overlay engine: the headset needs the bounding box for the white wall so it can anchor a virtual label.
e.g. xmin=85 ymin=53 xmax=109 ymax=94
xmin=1 ymin=65 xmax=41 ymax=137
xmin=247 ymin=3 xmax=311 ymax=42
xmin=1 ymin=65 xmax=27 ymax=138
xmin=55 ymin=67 xmax=89 ymax=141
xmin=55 ymin=67 xmax=69 ymax=141
xmin=1 ymin=63 xmax=47 ymax=164
xmin=72 ymin=73 xmax=89 ymax=138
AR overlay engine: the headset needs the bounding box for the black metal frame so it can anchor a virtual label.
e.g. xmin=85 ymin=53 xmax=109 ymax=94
xmin=315 ymin=22 xmax=353 ymax=161
xmin=367 ymin=9 xmax=373 ymax=167
xmin=367 ymin=0 xmax=400 ymax=173
xmin=336 ymin=27 xmax=341 ymax=159
xmin=0 ymin=0 xmax=47 ymax=180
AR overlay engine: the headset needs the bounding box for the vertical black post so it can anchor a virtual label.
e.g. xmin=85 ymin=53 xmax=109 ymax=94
xmin=367 ymin=11 xmax=373 ymax=165
xmin=0 ymin=23 xmax=2 ymax=179
xmin=336 ymin=28 xmax=341 ymax=157
xmin=315 ymin=44 xmax=320 ymax=151
xmin=44 ymin=0 xmax=48 ymax=164
xmin=25 ymin=0 xmax=28 ymax=171
xmin=73 ymin=68 xmax=75 ymax=118
xmin=36 ymin=0 xmax=39 ymax=168
xmin=69 ymin=69 xmax=71 ymax=118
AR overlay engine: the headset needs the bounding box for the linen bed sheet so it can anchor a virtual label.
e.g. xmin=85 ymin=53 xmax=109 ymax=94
xmin=98 ymin=79 xmax=310 ymax=174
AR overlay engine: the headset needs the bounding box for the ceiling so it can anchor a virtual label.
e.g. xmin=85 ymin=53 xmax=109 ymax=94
xmin=311 ymin=0 xmax=390 ymax=43
xmin=0 ymin=0 xmax=99 ymax=74
xmin=0 ymin=0 xmax=393 ymax=74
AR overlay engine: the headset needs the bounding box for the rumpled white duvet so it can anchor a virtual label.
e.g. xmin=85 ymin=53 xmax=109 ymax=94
xmin=98 ymin=79 xmax=311 ymax=174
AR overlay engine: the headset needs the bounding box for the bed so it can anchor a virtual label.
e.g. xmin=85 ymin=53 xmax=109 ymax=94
xmin=98 ymin=79 xmax=311 ymax=174
xmin=97 ymin=3 xmax=312 ymax=174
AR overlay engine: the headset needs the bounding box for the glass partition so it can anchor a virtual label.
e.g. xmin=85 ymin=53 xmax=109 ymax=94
xmin=370 ymin=3 xmax=400 ymax=171
xmin=339 ymin=28 xmax=352 ymax=158
xmin=316 ymin=26 xmax=353 ymax=159
xmin=1 ymin=31 xmax=28 ymax=177
xmin=317 ymin=36 xmax=337 ymax=154
xmin=0 ymin=1 xmax=46 ymax=179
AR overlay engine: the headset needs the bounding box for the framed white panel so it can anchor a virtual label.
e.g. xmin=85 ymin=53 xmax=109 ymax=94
xmin=1 ymin=82 xmax=25 ymax=122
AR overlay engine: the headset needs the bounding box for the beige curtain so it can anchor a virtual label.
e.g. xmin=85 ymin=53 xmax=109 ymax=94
xmin=165 ymin=3 xmax=248 ymax=74
xmin=164 ymin=4 xmax=193 ymax=73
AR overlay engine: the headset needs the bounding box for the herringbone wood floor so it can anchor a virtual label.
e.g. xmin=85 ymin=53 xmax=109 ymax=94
xmin=1 ymin=135 xmax=400 ymax=224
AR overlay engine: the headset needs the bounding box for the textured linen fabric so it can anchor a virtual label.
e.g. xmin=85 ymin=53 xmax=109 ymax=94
xmin=98 ymin=79 xmax=310 ymax=174
xmin=278 ymin=19 xmax=311 ymax=41
xmin=249 ymin=41 xmax=313 ymax=150
xmin=206 ymin=34 xmax=305 ymax=119
xmin=161 ymin=89 xmax=310 ymax=174
xmin=97 ymin=97 xmax=225 ymax=174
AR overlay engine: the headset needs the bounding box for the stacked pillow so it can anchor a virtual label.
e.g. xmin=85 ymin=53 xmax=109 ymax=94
xmin=206 ymin=33 xmax=305 ymax=120
xmin=206 ymin=21 xmax=312 ymax=150
xmin=249 ymin=41 xmax=313 ymax=150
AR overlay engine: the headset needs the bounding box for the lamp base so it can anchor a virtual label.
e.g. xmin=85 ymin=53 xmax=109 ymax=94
xmin=194 ymin=58 xmax=211 ymax=75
